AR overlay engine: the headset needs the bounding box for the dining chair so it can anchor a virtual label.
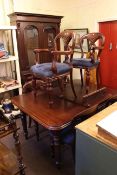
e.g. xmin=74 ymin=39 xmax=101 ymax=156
xmin=71 ymin=32 xmax=105 ymax=94
xmin=30 ymin=30 xmax=77 ymax=106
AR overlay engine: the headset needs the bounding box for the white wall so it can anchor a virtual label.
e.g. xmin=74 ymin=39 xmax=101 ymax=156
xmin=11 ymin=0 xmax=117 ymax=31
xmin=0 ymin=0 xmax=13 ymax=25
xmin=1 ymin=0 xmax=117 ymax=78
xmin=0 ymin=0 xmax=117 ymax=31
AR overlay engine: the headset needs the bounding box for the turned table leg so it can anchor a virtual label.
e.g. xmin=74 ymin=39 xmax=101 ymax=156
xmin=51 ymin=130 xmax=61 ymax=168
xmin=13 ymin=123 xmax=25 ymax=175
xmin=20 ymin=111 xmax=28 ymax=139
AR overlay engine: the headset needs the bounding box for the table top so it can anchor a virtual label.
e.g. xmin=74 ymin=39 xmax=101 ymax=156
xmin=76 ymin=102 xmax=117 ymax=150
xmin=11 ymin=88 xmax=116 ymax=130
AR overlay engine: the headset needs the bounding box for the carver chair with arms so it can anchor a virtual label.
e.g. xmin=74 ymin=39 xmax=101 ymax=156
xmin=71 ymin=32 xmax=105 ymax=94
xmin=30 ymin=30 xmax=77 ymax=106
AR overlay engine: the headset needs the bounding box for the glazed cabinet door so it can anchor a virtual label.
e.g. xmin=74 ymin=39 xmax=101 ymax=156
xmin=17 ymin=22 xmax=59 ymax=81
xmin=40 ymin=23 xmax=58 ymax=63
xmin=17 ymin=22 xmax=40 ymax=72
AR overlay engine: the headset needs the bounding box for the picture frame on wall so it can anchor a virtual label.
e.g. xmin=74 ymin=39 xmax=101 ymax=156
xmin=65 ymin=28 xmax=89 ymax=53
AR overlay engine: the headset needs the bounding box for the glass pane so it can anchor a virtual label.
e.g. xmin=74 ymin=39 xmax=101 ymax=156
xmin=24 ymin=25 xmax=38 ymax=66
xmin=48 ymin=33 xmax=54 ymax=48
xmin=43 ymin=26 xmax=56 ymax=49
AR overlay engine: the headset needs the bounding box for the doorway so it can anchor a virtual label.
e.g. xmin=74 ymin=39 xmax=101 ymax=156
xmin=99 ymin=21 xmax=117 ymax=89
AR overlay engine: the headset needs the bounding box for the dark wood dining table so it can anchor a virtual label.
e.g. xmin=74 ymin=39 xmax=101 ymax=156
xmin=11 ymin=88 xmax=117 ymax=167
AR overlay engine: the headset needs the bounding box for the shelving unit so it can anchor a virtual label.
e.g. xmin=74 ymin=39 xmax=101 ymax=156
xmin=0 ymin=26 xmax=22 ymax=95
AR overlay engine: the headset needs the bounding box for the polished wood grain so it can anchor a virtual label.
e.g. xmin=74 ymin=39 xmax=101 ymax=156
xmin=11 ymin=89 xmax=115 ymax=131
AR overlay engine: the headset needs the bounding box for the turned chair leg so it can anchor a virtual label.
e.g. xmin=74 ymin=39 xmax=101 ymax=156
xmin=58 ymin=78 xmax=65 ymax=98
xmin=80 ymin=68 xmax=84 ymax=87
xmin=34 ymin=120 xmax=39 ymax=141
xmin=85 ymin=68 xmax=90 ymax=94
xmin=28 ymin=117 xmax=32 ymax=128
xmin=70 ymin=70 xmax=77 ymax=98
xmin=32 ymin=76 xmax=37 ymax=97
xmin=47 ymin=81 xmax=54 ymax=106
xmin=50 ymin=136 xmax=55 ymax=158
xmin=96 ymin=66 xmax=100 ymax=89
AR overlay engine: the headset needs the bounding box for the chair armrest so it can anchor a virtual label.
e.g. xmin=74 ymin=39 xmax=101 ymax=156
xmin=51 ymin=50 xmax=74 ymax=63
xmin=33 ymin=49 xmax=51 ymax=64
xmin=51 ymin=50 xmax=73 ymax=55
xmin=34 ymin=48 xmax=50 ymax=53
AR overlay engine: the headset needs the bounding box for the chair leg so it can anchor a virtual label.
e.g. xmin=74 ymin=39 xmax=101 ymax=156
xmin=71 ymin=139 xmax=75 ymax=163
xmin=58 ymin=78 xmax=64 ymax=97
xmin=47 ymin=81 xmax=54 ymax=106
xmin=34 ymin=120 xmax=39 ymax=141
xmin=85 ymin=68 xmax=90 ymax=94
xmin=50 ymin=136 xmax=55 ymax=158
xmin=32 ymin=76 xmax=37 ymax=97
xmin=28 ymin=117 xmax=32 ymax=128
xmin=96 ymin=65 xmax=100 ymax=89
xmin=80 ymin=69 xmax=83 ymax=87
xmin=70 ymin=70 xmax=77 ymax=98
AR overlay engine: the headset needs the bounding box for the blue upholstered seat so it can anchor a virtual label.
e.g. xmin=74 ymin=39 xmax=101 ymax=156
xmin=31 ymin=62 xmax=72 ymax=78
xmin=72 ymin=58 xmax=100 ymax=68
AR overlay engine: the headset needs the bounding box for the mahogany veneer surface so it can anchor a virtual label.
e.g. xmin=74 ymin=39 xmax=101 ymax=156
xmin=11 ymin=88 xmax=117 ymax=130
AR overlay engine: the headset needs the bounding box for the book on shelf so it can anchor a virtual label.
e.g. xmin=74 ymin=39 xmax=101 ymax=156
xmin=96 ymin=110 xmax=117 ymax=144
